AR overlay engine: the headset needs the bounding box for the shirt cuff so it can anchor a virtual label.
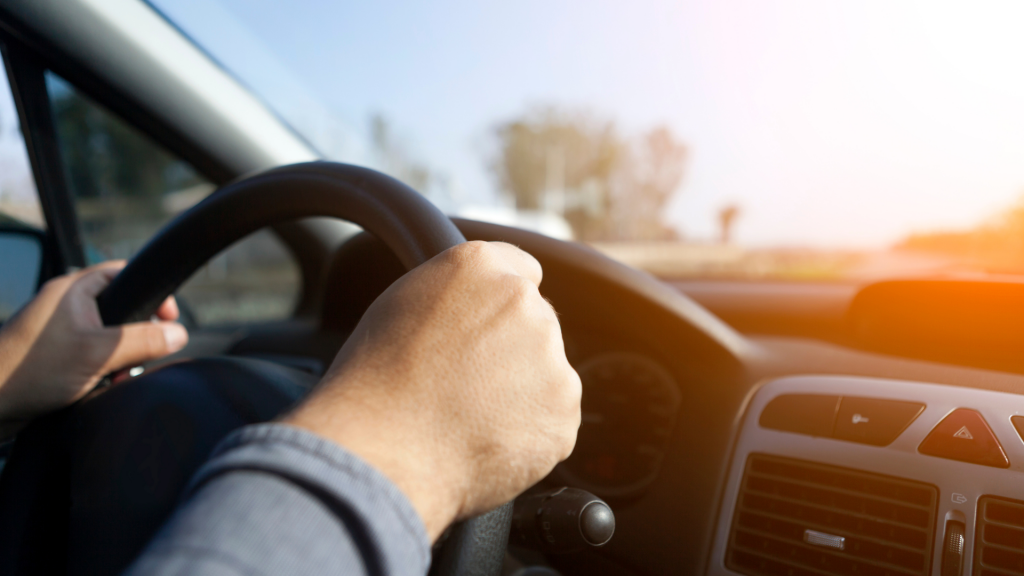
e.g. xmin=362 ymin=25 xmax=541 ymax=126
xmin=188 ymin=422 xmax=431 ymax=574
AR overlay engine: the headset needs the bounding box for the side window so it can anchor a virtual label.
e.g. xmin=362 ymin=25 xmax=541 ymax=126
xmin=0 ymin=52 xmax=44 ymax=321
xmin=0 ymin=65 xmax=42 ymax=229
xmin=44 ymin=72 xmax=300 ymax=325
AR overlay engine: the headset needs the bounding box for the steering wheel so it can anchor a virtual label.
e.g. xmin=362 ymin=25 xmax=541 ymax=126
xmin=0 ymin=162 xmax=512 ymax=576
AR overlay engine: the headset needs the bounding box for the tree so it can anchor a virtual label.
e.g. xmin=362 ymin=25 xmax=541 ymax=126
xmin=491 ymin=107 xmax=622 ymax=240
xmin=491 ymin=107 xmax=686 ymax=241
xmin=606 ymin=127 xmax=687 ymax=241
xmin=718 ymin=204 xmax=741 ymax=244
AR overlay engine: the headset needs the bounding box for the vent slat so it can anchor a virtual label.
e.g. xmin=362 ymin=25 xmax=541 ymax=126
xmin=978 ymin=569 xmax=1024 ymax=576
xmin=980 ymin=545 xmax=1024 ymax=573
xmin=744 ymin=475 xmax=931 ymax=527
xmin=749 ymin=458 xmax=934 ymax=508
xmin=982 ymin=518 xmax=1024 ymax=535
xmin=736 ymin=507 xmax=928 ymax=557
xmin=976 ymin=497 xmax=1024 ymax=576
xmin=985 ymin=499 xmax=1024 ymax=529
xmin=980 ymin=540 xmax=1024 ymax=559
xmin=734 ymin=525 xmax=925 ymax=574
xmin=730 ymin=549 xmax=835 ymax=576
xmin=730 ymin=537 xmax=911 ymax=576
xmin=726 ymin=454 xmax=937 ymax=576
xmin=741 ymin=486 xmax=933 ymax=536
xmin=747 ymin=471 xmax=934 ymax=512
xmin=982 ymin=523 xmax=1024 ymax=550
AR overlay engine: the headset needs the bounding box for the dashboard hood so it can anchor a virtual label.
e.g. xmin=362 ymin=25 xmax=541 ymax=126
xmin=848 ymin=278 xmax=1024 ymax=373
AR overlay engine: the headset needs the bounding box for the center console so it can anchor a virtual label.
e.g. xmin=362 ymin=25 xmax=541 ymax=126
xmin=707 ymin=376 xmax=1024 ymax=576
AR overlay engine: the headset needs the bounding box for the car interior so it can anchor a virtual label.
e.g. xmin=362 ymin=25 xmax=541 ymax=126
xmin=1 ymin=1 xmax=1024 ymax=576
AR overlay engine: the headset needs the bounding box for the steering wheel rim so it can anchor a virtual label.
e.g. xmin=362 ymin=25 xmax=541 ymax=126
xmin=98 ymin=161 xmax=465 ymax=324
xmin=93 ymin=161 xmax=510 ymax=575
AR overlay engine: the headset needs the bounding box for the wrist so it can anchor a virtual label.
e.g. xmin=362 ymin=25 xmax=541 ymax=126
xmin=282 ymin=398 xmax=465 ymax=541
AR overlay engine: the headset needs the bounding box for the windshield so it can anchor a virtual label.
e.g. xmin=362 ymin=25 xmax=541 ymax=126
xmin=149 ymin=1 xmax=1024 ymax=282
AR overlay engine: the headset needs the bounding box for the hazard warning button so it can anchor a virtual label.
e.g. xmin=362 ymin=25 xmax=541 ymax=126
xmin=918 ymin=409 xmax=1009 ymax=468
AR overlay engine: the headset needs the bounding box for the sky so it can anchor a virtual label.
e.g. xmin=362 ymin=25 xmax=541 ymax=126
xmin=152 ymin=0 xmax=1024 ymax=248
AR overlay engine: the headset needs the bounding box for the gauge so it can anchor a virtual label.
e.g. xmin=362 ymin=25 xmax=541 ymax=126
xmin=557 ymin=351 xmax=682 ymax=496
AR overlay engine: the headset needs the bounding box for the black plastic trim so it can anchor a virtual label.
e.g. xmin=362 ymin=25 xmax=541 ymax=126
xmin=0 ymin=5 xmax=234 ymax=185
xmin=97 ymin=162 xmax=466 ymax=325
xmin=0 ymin=6 xmax=327 ymax=310
xmin=0 ymin=36 xmax=83 ymax=271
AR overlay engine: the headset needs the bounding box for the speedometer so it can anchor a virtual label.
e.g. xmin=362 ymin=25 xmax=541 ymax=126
xmin=557 ymin=351 xmax=682 ymax=496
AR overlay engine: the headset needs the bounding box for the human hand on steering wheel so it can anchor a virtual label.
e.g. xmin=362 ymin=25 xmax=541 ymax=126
xmin=285 ymin=240 xmax=582 ymax=541
xmin=0 ymin=261 xmax=188 ymax=439
xmin=22 ymin=162 xmax=579 ymax=574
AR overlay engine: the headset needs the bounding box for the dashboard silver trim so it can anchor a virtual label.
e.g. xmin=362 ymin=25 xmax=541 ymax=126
xmin=707 ymin=375 xmax=1024 ymax=576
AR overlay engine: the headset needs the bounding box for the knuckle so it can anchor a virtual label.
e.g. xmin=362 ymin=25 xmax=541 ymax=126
xmin=565 ymin=367 xmax=583 ymax=403
xmin=557 ymin=425 xmax=579 ymax=460
xmin=519 ymin=248 xmax=542 ymax=272
xmin=559 ymin=376 xmax=583 ymax=419
xmin=142 ymin=327 xmax=166 ymax=356
xmin=445 ymin=241 xmax=492 ymax=269
xmin=562 ymin=436 xmax=578 ymax=460
xmin=540 ymin=302 xmax=561 ymax=327
xmin=504 ymin=274 xmax=537 ymax=304
xmin=537 ymin=314 xmax=564 ymax=346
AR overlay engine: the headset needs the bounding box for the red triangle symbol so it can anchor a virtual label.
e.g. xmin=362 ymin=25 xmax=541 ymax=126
xmin=919 ymin=409 xmax=1008 ymax=468
xmin=954 ymin=426 xmax=973 ymax=440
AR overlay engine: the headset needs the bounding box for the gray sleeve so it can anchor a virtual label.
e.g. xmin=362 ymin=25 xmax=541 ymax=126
xmin=125 ymin=423 xmax=432 ymax=576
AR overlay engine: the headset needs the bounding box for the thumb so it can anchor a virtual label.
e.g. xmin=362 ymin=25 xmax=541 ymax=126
xmin=102 ymin=321 xmax=189 ymax=372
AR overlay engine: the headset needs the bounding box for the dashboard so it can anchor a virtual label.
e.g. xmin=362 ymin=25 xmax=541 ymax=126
xmin=710 ymin=375 xmax=1024 ymax=576
xmin=235 ymin=221 xmax=1024 ymax=576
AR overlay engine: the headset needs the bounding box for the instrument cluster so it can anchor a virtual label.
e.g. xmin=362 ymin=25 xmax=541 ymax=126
xmin=555 ymin=348 xmax=682 ymax=497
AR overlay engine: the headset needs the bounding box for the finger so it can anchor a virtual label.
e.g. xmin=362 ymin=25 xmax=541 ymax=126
xmin=155 ymin=296 xmax=180 ymax=321
xmin=101 ymin=321 xmax=189 ymax=372
xmin=89 ymin=259 xmax=128 ymax=276
xmin=76 ymin=260 xmax=128 ymax=298
xmin=487 ymin=242 xmax=543 ymax=287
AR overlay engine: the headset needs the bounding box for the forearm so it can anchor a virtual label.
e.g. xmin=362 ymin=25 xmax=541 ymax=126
xmin=126 ymin=424 xmax=431 ymax=576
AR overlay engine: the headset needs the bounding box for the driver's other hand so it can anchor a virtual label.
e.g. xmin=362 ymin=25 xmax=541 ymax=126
xmin=0 ymin=260 xmax=188 ymax=437
xmin=284 ymin=241 xmax=582 ymax=541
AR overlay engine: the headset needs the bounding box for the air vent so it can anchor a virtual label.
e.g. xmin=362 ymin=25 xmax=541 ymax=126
xmin=975 ymin=496 xmax=1024 ymax=576
xmin=726 ymin=454 xmax=937 ymax=576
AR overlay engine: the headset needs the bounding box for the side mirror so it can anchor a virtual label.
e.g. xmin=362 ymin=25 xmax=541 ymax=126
xmin=0 ymin=226 xmax=44 ymax=323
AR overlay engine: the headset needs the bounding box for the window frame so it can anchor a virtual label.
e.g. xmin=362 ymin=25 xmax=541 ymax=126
xmin=0 ymin=38 xmax=82 ymax=274
xmin=0 ymin=17 xmax=321 ymax=320
xmin=0 ymin=21 xmax=237 ymax=272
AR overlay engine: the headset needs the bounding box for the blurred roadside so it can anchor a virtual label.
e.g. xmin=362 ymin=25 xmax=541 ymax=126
xmin=587 ymin=242 xmax=984 ymax=283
